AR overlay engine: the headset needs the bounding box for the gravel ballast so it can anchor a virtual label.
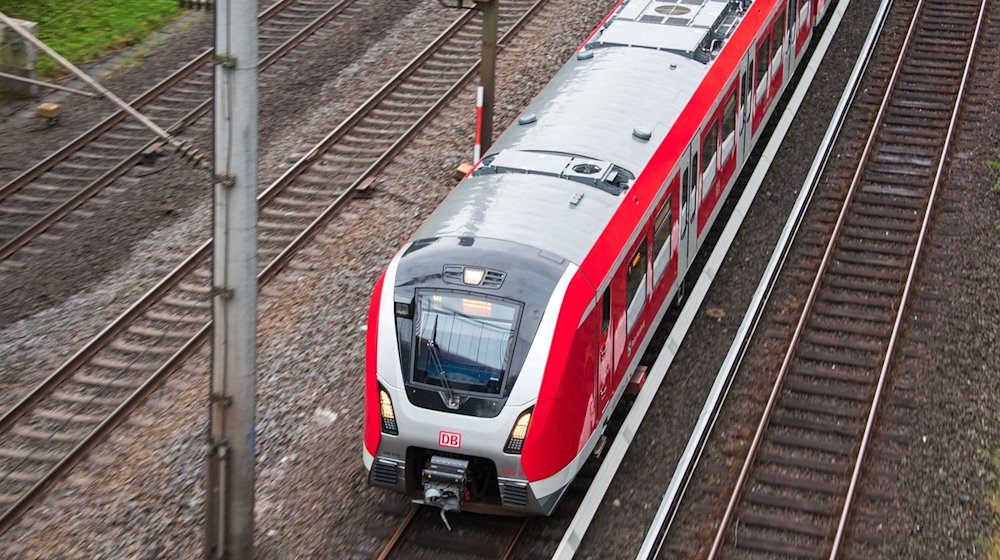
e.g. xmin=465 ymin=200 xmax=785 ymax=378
xmin=0 ymin=0 xmax=997 ymax=557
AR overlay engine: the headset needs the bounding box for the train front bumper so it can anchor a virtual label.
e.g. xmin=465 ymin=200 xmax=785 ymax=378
xmin=363 ymin=447 xmax=566 ymax=516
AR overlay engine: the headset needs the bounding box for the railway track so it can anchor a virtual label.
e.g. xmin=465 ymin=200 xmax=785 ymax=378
xmin=0 ymin=0 xmax=549 ymax=536
xmin=702 ymin=0 xmax=988 ymax=556
xmin=0 ymin=0 xmax=361 ymax=265
xmin=375 ymin=506 xmax=528 ymax=560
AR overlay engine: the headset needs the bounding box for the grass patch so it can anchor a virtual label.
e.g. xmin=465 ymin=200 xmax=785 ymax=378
xmin=114 ymin=36 xmax=163 ymax=73
xmin=2 ymin=0 xmax=181 ymax=78
xmin=989 ymin=159 xmax=1000 ymax=194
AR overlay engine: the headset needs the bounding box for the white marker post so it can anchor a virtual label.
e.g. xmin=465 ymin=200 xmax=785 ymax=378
xmin=474 ymin=85 xmax=484 ymax=163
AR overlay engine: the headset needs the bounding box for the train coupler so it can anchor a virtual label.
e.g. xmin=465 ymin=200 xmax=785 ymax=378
xmin=421 ymin=455 xmax=470 ymax=530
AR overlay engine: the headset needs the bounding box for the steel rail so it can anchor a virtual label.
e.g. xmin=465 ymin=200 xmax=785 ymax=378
xmin=633 ymin=0 xmax=895 ymax=556
xmin=0 ymin=0 xmax=358 ymax=262
xmin=375 ymin=506 xmax=419 ymax=560
xmin=0 ymin=0 xmax=488 ymax=438
xmin=705 ymin=0 xmax=926 ymax=553
xmin=257 ymin=0 xmax=550 ymax=283
xmin=706 ymin=0 xmax=963 ymax=555
xmin=0 ymin=49 xmax=211 ymax=204
xmin=375 ymin=506 xmax=527 ymax=560
xmin=254 ymin=7 xmax=480 ymax=209
xmin=827 ymin=0 xmax=988 ymax=555
xmin=0 ymin=0 xmax=549 ymax=534
xmin=502 ymin=518 xmax=529 ymax=559
xmin=0 ymin=0 xmax=295 ymax=203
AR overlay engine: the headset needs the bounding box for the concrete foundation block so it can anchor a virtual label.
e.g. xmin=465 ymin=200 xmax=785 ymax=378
xmin=0 ymin=17 xmax=39 ymax=98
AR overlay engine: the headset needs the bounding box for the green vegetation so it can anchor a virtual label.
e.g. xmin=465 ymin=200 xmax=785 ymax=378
xmin=2 ymin=0 xmax=181 ymax=78
xmin=989 ymin=159 xmax=1000 ymax=194
xmin=989 ymin=448 xmax=1000 ymax=560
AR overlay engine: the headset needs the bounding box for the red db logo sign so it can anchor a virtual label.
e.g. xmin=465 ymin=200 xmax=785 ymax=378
xmin=439 ymin=431 xmax=461 ymax=448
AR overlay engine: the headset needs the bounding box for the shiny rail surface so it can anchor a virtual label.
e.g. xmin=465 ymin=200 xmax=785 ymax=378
xmin=0 ymin=0 xmax=360 ymax=263
xmin=375 ymin=505 xmax=528 ymax=560
xmin=706 ymin=0 xmax=988 ymax=557
xmin=0 ymin=0 xmax=548 ymax=535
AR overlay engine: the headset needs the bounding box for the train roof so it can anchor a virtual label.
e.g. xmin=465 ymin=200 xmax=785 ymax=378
xmin=413 ymin=172 xmax=619 ymax=265
xmin=412 ymin=0 xmax=748 ymax=265
xmin=598 ymin=0 xmax=742 ymax=59
xmin=487 ymin=46 xmax=706 ymax=175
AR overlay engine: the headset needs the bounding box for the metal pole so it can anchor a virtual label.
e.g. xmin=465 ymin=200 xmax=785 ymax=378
xmin=475 ymin=0 xmax=498 ymax=153
xmin=205 ymin=0 xmax=257 ymax=557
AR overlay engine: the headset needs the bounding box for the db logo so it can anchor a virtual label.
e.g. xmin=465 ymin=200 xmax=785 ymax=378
xmin=438 ymin=431 xmax=461 ymax=448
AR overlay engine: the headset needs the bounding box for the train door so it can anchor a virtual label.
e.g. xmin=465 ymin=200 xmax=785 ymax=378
xmin=791 ymin=0 xmax=812 ymax=57
xmin=739 ymin=52 xmax=753 ymax=161
xmin=622 ymin=238 xmax=650 ymax=366
xmin=751 ymin=33 xmax=770 ymax=134
xmin=787 ymin=0 xmax=800 ymax=64
xmin=788 ymin=0 xmax=799 ymax=58
xmin=597 ymin=287 xmax=614 ymax=414
xmin=771 ymin=6 xmax=787 ymax=92
xmin=677 ymin=144 xmax=698 ymax=276
xmin=782 ymin=3 xmax=794 ymax=74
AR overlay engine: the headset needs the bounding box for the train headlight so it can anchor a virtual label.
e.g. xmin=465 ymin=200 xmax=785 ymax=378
xmin=463 ymin=267 xmax=486 ymax=285
xmin=504 ymin=409 xmax=532 ymax=454
xmin=379 ymin=386 xmax=398 ymax=435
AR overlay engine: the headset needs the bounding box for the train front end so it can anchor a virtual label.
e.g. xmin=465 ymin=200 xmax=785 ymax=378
xmin=363 ymin=235 xmax=573 ymax=516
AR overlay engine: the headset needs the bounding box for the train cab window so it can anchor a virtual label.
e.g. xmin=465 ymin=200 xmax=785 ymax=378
xmin=601 ymin=288 xmax=611 ymax=333
xmin=721 ymin=92 xmax=737 ymax=163
xmin=772 ymin=12 xmax=785 ymax=72
xmin=625 ymin=240 xmax=648 ymax=332
xmin=755 ymin=40 xmax=769 ymax=103
xmin=700 ymin=121 xmax=718 ymax=200
xmin=652 ymin=195 xmax=673 ymax=282
xmin=412 ymin=291 xmax=520 ymax=396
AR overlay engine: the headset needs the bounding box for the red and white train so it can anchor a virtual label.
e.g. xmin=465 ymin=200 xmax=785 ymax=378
xmin=364 ymin=0 xmax=831 ymax=516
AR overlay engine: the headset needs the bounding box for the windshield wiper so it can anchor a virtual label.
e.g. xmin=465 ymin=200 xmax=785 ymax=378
xmin=426 ymin=315 xmax=461 ymax=409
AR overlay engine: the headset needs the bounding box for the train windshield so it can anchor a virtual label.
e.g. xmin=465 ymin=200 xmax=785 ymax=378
xmin=412 ymin=292 xmax=519 ymax=396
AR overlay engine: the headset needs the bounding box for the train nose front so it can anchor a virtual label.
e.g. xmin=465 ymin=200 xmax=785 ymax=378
xmin=365 ymin=400 xmax=549 ymax=516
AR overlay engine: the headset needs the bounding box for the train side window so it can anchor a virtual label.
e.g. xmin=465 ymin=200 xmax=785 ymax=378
xmin=625 ymin=240 xmax=648 ymax=332
xmin=790 ymin=0 xmax=799 ymax=30
xmin=720 ymin=92 xmax=737 ymax=163
xmin=652 ymin=195 xmax=673 ymax=282
xmin=755 ymin=39 xmax=769 ymax=103
xmin=601 ymin=288 xmax=611 ymax=333
xmin=700 ymin=120 xmax=718 ymax=200
xmin=772 ymin=11 xmax=785 ymax=71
